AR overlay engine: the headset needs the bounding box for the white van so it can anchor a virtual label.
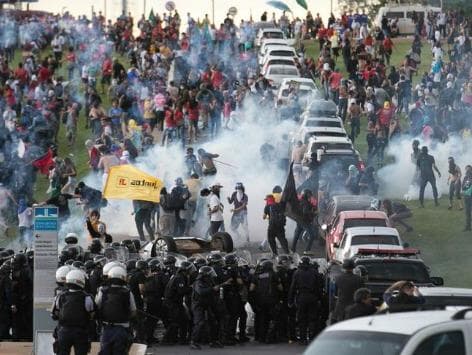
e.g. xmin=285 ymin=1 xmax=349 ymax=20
xmin=374 ymin=4 xmax=441 ymax=35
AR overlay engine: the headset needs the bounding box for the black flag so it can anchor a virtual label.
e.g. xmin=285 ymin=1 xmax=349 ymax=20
xmin=281 ymin=162 xmax=304 ymax=224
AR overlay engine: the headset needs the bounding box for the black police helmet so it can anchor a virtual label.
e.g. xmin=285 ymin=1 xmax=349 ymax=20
xmin=136 ymin=260 xmax=149 ymax=271
xmin=194 ymin=257 xmax=207 ymax=269
xmin=148 ymin=259 xmax=162 ymax=272
xmin=224 ymin=253 xmax=238 ymax=266
xmin=163 ymin=255 xmax=177 ymax=266
xmin=207 ymin=253 xmax=224 ymax=266
xmin=126 ymin=259 xmax=137 ymax=273
xmin=261 ymin=260 xmax=274 ymax=272
xmin=199 ymin=265 xmax=216 ymax=278
xmin=84 ymin=260 xmax=95 ymax=272
xmin=342 ymin=258 xmax=356 ymax=270
xmin=300 ymin=256 xmax=311 ymax=266
xmin=12 ymin=253 xmax=27 ymax=269
xmin=180 ymin=261 xmax=196 ymax=273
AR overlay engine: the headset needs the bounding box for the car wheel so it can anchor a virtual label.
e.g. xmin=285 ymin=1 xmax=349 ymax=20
xmin=153 ymin=236 xmax=177 ymax=254
xmin=210 ymin=232 xmax=234 ymax=253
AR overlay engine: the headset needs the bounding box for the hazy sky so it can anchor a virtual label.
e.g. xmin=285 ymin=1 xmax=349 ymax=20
xmin=29 ymin=0 xmax=333 ymax=24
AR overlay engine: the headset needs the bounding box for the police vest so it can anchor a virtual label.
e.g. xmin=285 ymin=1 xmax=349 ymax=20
xmin=100 ymin=286 xmax=130 ymax=323
xmin=58 ymin=291 xmax=89 ymax=327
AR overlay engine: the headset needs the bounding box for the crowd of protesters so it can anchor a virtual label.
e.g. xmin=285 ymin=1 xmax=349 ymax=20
xmin=0 ymin=4 xmax=470 ymax=352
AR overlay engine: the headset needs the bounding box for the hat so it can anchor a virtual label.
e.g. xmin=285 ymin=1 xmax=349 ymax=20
xmin=175 ymin=177 xmax=183 ymax=186
xmin=211 ymin=182 xmax=223 ymax=188
xmin=31 ymin=74 xmax=38 ymax=81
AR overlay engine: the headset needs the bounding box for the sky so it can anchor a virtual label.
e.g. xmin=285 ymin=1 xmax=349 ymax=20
xmin=28 ymin=0 xmax=333 ymax=25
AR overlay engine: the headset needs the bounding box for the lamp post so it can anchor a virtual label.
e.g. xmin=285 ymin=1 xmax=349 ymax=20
xmin=212 ymin=0 xmax=215 ymax=24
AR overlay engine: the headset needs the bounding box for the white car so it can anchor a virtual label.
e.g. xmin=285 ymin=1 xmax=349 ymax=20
xmin=276 ymin=77 xmax=319 ymax=107
xmin=260 ymin=57 xmax=296 ymax=76
xmin=255 ymin=28 xmax=285 ymax=47
xmin=305 ymin=309 xmax=472 ymax=355
xmin=258 ymin=39 xmax=294 ymax=57
xmin=259 ymin=45 xmax=298 ymax=66
xmin=333 ymin=226 xmax=404 ymax=262
xmin=302 ymin=135 xmax=353 ymax=162
xmin=294 ymin=115 xmax=346 ymax=142
xmin=263 ymin=64 xmax=300 ymax=88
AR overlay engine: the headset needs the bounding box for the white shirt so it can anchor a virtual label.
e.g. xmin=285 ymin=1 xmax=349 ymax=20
xmin=209 ymin=193 xmax=224 ymax=222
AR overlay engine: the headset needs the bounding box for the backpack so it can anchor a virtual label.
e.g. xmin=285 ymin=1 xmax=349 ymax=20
xmin=268 ymin=203 xmax=286 ymax=227
xmin=168 ymin=186 xmax=190 ymax=210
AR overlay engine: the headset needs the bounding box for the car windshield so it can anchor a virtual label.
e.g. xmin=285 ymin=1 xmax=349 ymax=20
xmin=351 ymin=235 xmax=399 ymax=246
xmin=307 ymin=132 xmax=347 ymax=138
xmin=305 ymin=330 xmax=408 ymax=355
xmin=270 ymin=50 xmax=293 ymax=56
xmin=267 ymin=59 xmax=293 ymax=66
xmin=359 ymin=260 xmax=431 ymax=283
xmin=310 ymin=142 xmax=352 ymax=151
xmin=309 ymin=109 xmax=337 ymax=117
xmin=306 ymin=120 xmax=342 ymax=128
xmin=269 ymin=67 xmax=298 ymax=76
xmin=265 ymin=32 xmax=284 ymax=39
xmin=344 ymin=219 xmax=388 ymax=230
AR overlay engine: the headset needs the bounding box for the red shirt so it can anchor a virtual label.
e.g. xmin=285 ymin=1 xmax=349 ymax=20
xmin=14 ymin=68 xmax=28 ymax=84
xmin=174 ymin=110 xmax=184 ymax=126
xmin=102 ymin=58 xmax=112 ymax=76
xmin=38 ymin=66 xmax=51 ymax=83
xmin=164 ymin=110 xmax=176 ymax=128
xmin=66 ymin=52 xmax=76 ymax=63
xmin=383 ymin=37 xmax=393 ymax=50
xmin=186 ymin=103 xmax=199 ymax=121
xmin=329 ymin=72 xmax=343 ymax=90
xmin=211 ymin=70 xmax=223 ymax=88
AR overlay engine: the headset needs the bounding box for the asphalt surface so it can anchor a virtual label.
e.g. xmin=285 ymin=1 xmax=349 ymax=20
xmin=147 ymin=342 xmax=307 ymax=355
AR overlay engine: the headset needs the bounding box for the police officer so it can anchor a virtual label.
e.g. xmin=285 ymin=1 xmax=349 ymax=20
xmin=129 ymin=260 xmax=149 ymax=343
xmin=55 ymin=265 xmax=72 ymax=296
xmin=222 ymin=253 xmax=247 ymax=344
xmin=275 ymin=255 xmax=296 ymax=343
xmin=288 ymin=256 xmax=323 ymax=345
xmin=10 ymin=253 xmax=33 ymax=340
xmin=331 ymin=258 xmax=365 ymax=324
xmin=162 ymin=261 xmax=195 ymax=345
xmin=96 ymin=266 xmax=136 ymax=353
xmin=160 ymin=255 xmax=177 ymax=330
xmin=190 ymin=265 xmax=220 ymax=350
xmin=249 ymin=259 xmax=282 ymax=343
xmin=0 ymin=260 xmax=12 ymax=340
xmin=207 ymin=253 xmax=230 ymax=345
xmin=51 ymin=269 xmax=94 ymax=355
xmin=88 ymin=256 xmax=106 ymax=297
xmin=143 ymin=259 xmax=165 ymax=345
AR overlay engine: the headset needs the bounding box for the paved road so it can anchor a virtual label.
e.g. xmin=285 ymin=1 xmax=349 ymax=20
xmin=147 ymin=342 xmax=307 ymax=355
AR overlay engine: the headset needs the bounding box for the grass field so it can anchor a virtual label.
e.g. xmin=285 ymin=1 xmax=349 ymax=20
xmin=7 ymin=38 xmax=471 ymax=287
xmin=305 ymin=38 xmax=472 ymax=287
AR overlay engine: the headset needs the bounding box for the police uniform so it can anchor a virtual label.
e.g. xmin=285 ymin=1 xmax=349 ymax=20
xmin=95 ymin=284 xmax=136 ymax=354
xmin=162 ymin=271 xmax=191 ymax=344
xmin=288 ymin=265 xmax=323 ymax=344
xmin=52 ymin=289 xmax=94 ymax=355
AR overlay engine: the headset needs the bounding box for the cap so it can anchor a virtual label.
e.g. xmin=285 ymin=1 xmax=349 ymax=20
xmin=212 ymin=182 xmax=223 ymax=188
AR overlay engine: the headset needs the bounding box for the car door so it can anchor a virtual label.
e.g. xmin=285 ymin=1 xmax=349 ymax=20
xmin=401 ymin=322 xmax=470 ymax=355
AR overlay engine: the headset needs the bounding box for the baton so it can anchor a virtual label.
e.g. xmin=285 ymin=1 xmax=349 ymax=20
xmin=213 ymin=159 xmax=238 ymax=168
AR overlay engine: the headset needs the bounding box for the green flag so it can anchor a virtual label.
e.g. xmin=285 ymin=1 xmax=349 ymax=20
xmin=149 ymin=9 xmax=156 ymax=24
xmin=296 ymin=0 xmax=308 ymax=10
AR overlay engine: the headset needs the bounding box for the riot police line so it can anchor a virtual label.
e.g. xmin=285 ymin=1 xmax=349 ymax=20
xmin=0 ymin=234 xmax=351 ymax=353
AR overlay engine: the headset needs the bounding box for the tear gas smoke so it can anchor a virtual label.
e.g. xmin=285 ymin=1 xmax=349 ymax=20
xmin=377 ymin=135 xmax=470 ymax=200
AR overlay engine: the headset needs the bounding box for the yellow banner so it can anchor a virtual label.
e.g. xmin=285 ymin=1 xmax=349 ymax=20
xmin=103 ymin=165 xmax=163 ymax=203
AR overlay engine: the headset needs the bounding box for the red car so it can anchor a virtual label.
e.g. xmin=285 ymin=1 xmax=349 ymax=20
xmin=323 ymin=210 xmax=390 ymax=261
